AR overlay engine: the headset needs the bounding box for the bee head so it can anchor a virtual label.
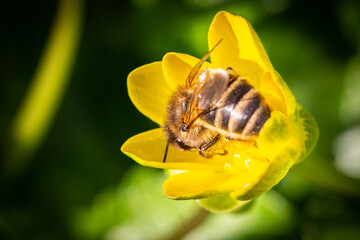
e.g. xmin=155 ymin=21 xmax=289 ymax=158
xmin=163 ymin=87 xmax=195 ymax=150
xmin=180 ymin=122 xmax=188 ymax=132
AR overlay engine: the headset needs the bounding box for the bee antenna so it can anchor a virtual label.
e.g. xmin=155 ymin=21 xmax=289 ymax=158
xmin=163 ymin=140 xmax=170 ymax=163
xmin=186 ymin=108 xmax=215 ymax=130
xmin=185 ymin=38 xmax=223 ymax=87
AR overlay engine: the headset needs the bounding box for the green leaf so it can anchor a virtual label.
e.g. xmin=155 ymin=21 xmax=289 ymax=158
xmin=198 ymin=193 xmax=253 ymax=213
xmin=298 ymin=104 xmax=319 ymax=161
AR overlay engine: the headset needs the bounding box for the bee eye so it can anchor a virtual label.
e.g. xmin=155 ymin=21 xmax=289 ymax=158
xmin=180 ymin=123 xmax=188 ymax=132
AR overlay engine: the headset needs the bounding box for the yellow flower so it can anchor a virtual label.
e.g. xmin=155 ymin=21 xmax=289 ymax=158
xmin=121 ymin=11 xmax=318 ymax=209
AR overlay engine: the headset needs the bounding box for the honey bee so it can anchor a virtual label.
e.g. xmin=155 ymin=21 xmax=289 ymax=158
xmin=163 ymin=40 xmax=270 ymax=162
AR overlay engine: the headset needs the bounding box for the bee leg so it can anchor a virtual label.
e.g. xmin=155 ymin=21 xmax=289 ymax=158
xmin=225 ymin=135 xmax=236 ymax=140
xmin=198 ymin=135 xmax=227 ymax=158
xmin=226 ymin=67 xmax=239 ymax=81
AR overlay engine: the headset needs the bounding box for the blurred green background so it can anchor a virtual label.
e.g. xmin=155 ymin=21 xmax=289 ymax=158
xmin=1 ymin=0 xmax=360 ymax=239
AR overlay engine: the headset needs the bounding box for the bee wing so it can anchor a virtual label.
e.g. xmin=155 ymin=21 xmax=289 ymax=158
xmin=196 ymin=70 xmax=229 ymax=110
xmin=184 ymin=69 xmax=230 ymax=128
xmin=196 ymin=68 xmax=243 ymax=114
xmin=185 ymin=39 xmax=223 ymax=88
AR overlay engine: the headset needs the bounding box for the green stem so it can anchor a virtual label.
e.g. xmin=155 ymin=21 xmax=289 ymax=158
xmin=166 ymin=207 xmax=210 ymax=240
xmin=8 ymin=0 xmax=84 ymax=174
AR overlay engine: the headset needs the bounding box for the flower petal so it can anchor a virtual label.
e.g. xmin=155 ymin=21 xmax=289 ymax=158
xmin=230 ymin=144 xmax=299 ymax=200
xmin=127 ymin=62 xmax=172 ymax=125
xmin=258 ymin=110 xmax=291 ymax=161
xmin=162 ymin=52 xmax=212 ymax=89
xmin=163 ymin=171 xmax=261 ymax=200
xmin=121 ymin=128 xmax=227 ymax=171
xmin=208 ymin=11 xmax=273 ymax=77
xmin=230 ymin=111 xmax=302 ymax=200
xmin=163 ymin=157 xmax=269 ymax=200
xmin=208 ymin=11 xmax=296 ymax=116
xmin=260 ymin=71 xmax=296 ymax=116
xmin=234 ymin=58 xmax=264 ymax=89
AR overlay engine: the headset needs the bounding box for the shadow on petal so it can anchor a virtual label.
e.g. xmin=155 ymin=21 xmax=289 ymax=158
xmin=260 ymin=71 xmax=296 ymax=116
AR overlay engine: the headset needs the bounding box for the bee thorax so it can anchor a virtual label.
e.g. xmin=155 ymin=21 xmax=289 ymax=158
xmin=199 ymin=68 xmax=229 ymax=84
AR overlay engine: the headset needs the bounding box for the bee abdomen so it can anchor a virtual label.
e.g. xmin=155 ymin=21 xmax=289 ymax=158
xmin=227 ymin=90 xmax=261 ymax=133
xmin=202 ymin=78 xmax=270 ymax=138
xmin=202 ymin=78 xmax=251 ymax=125
xmin=242 ymin=104 xmax=270 ymax=136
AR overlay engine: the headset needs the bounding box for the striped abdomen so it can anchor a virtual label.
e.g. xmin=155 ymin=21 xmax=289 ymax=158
xmin=200 ymin=77 xmax=270 ymax=139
